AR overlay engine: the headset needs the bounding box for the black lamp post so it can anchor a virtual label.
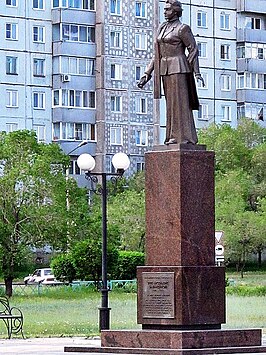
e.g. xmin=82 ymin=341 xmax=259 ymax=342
xmin=77 ymin=152 xmax=130 ymax=331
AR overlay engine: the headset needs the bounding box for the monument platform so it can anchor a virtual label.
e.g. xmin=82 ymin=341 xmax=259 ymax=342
xmin=64 ymin=145 xmax=265 ymax=354
xmin=65 ymin=329 xmax=266 ymax=354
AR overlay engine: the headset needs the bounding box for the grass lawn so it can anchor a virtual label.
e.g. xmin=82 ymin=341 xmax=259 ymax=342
xmin=0 ymin=289 xmax=139 ymax=338
xmin=226 ymin=271 xmax=266 ymax=286
xmin=0 ymin=285 xmax=265 ymax=338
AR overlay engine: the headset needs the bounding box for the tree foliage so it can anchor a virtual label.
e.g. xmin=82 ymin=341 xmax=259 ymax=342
xmin=0 ymin=130 xmax=89 ymax=296
xmin=113 ymin=251 xmax=145 ymax=279
xmin=107 ymin=172 xmax=146 ymax=251
xmin=199 ymin=119 xmax=266 ymax=269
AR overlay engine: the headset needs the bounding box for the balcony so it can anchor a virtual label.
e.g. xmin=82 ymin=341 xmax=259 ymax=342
xmin=51 ymin=8 xmax=96 ymax=25
xmin=237 ymin=58 xmax=266 ymax=74
xmin=237 ymin=89 xmax=266 ymax=104
xmin=237 ymin=0 xmax=266 ymax=14
xmin=237 ymin=29 xmax=266 ymax=43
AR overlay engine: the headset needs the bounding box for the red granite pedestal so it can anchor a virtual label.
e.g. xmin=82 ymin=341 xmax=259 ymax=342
xmin=65 ymin=145 xmax=266 ymax=354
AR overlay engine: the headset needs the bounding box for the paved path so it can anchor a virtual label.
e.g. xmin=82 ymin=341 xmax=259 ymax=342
xmin=0 ymin=337 xmax=100 ymax=355
xmin=1 ymin=336 xmax=266 ymax=355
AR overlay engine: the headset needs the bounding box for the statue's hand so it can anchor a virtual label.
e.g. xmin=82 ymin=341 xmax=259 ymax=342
xmin=137 ymin=74 xmax=152 ymax=89
xmin=195 ymin=74 xmax=205 ymax=87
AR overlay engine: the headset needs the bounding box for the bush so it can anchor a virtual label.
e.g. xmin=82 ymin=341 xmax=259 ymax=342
xmin=113 ymin=251 xmax=145 ymax=280
xmin=226 ymin=285 xmax=266 ymax=297
xmin=51 ymin=254 xmax=76 ymax=283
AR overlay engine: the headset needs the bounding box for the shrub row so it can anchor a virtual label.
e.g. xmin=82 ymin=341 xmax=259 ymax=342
xmin=226 ymin=285 xmax=266 ymax=297
xmin=52 ymin=250 xmax=145 ymax=283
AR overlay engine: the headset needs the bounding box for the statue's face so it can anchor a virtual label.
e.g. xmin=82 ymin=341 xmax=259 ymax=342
xmin=164 ymin=3 xmax=176 ymax=21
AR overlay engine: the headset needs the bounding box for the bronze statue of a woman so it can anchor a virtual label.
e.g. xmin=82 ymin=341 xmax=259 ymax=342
xmin=138 ymin=0 xmax=204 ymax=145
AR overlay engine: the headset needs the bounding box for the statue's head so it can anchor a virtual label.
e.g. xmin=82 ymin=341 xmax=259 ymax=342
xmin=165 ymin=0 xmax=183 ymax=17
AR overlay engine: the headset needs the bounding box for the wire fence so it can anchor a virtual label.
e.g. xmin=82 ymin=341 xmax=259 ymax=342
xmin=0 ymin=280 xmax=137 ymax=296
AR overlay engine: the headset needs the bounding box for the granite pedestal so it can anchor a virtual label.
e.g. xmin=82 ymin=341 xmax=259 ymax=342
xmin=65 ymin=145 xmax=266 ymax=354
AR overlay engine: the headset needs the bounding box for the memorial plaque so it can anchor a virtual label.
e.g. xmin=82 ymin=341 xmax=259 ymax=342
xmin=142 ymin=272 xmax=175 ymax=318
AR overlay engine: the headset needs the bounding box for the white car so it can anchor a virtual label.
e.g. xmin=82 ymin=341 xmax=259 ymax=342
xmin=24 ymin=268 xmax=61 ymax=285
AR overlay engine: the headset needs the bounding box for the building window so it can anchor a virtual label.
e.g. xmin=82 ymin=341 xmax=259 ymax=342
xmin=33 ymin=125 xmax=45 ymax=142
xmin=257 ymin=47 xmax=264 ymax=60
xmin=6 ymin=23 xmax=18 ymax=40
xmin=221 ymin=44 xmax=230 ymax=60
xmin=88 ymin=91 xmax=96 ymax=108
xmin=69 ymin=0 xmax=87 ymax=9
xmin=135 ymin=65 xmax=145 ymax=81
xmin=33 ymin=92 xmax=45 ymax=109
xmin=221 ymin=106 xmax=231 ymax=121
xmin=53 ymin=0 xmax=95 ymax=9
xmin=237 ymin=73 xmax=244 ymax=89
xmin=198 ymin=104 xmax=208 ymax=120
xmin=136 ymin=162 xmax=145 ymax=172
xmin=110 ymin=127 xmax=122 ymax=145
xmin=110 ymin=31 xmax=122 ymax=48
xmin=33 ymin=0 xmax=44 ymax=9
xmin=33 ymin=58 xmax=45 ymax=76
xmin=245 ymin=17 xmax=261 ymax=30
xmin=110 ymin=64 xmax=122 ymax=80
xmin=6 ymin=90 xmax=18 ymax=107
xmin=197 ymin=73 xmax=207 ymax=88
xmin=258 ymin=74 xmax=266 ymax=89
xmin=238 ymin=72 xmax=266 ymax=90
xmin=69 ymin=160 xmax=81 ymax=175
xmin=6 ymin=123 xmax=18 ymax=133
xmin=135 ymin=1 xmax=146 ymax=18
xmin=237 ymin=43 xmax=266 ymax=60
xmin=111 ymin=96 xmax=122 ymax=112
xmin=236 ymin=43 xmax=245 ymax=59
xmin=197 ymin=11 xmax=207 ymax=28
xmin=33 ymin=26 xmax=45 ymax=43
xmin=53 ymin=122 xmax=95 ymax=141
xmin=197 ymin=42 xmax=207 ymax=58
xmin=6 ymin=0 xmax=17 ymax=6
xmin=53 ymin=89 xmax=95 ymax=108
xmin=135 ymin=33 xmax=147 ymax=50
xmin=6 ymin=56 xmax=17 ymax=75
xmin=136 ymin=97 xmax=147 ymax=114
xmin=60 ymin=57 xmax=95 ymax=75
xmin=110 ymin=0 xmax=121 ymax=15
xmin=221 ymin=74 xmax=231 ymax=91
xmin=220 ymin=12 xmax=230 ymax=30
xmin=135 ymin=130 xmax=147 ymax=146
xmin=88 ymin=0 xmax=95 ymax=10
xmin=62 ymin=24 xmax=95 ymax=43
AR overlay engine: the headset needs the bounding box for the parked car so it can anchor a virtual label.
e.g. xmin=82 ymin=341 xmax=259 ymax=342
xmin=24 ymin=268 xmax=62 ymax=285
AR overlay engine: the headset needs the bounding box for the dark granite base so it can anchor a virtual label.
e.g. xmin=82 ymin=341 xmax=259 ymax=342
xmin=137 ymin=266 xmax=225 ymax=326
xmin=64 ymin=329 xmax=266 ymax=354
xmin=64 ymin=345 xmax=266 ymax=354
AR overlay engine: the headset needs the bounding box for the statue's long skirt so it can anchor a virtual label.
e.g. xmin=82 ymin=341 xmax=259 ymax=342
xmin=162 ymin=73 xmax=198 ymax=144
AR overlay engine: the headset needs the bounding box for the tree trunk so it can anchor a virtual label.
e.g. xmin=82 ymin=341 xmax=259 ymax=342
xmin=258 ymin=250 xmax=262 ymax=268
xmin=4 ymin=277 xmax=13 ymax=297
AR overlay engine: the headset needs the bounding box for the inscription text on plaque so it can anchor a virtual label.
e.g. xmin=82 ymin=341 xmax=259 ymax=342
xmin=142 ymin=272 xmax=175 ymax=319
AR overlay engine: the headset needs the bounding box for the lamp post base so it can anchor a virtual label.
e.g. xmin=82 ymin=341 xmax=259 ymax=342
xmin=99 ymin=307 xmax=111 ymax=331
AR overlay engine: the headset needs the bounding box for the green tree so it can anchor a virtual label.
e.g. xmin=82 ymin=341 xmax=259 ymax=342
xmin=199 ymin=119 xmax=266 ymax=270
xmin=51 ymin=254 xmax=76 ymax=283
xmin=107 ymin=172 xmax=146 ymax=251
xmin=0 ymin=130 xmax=73 ymax=296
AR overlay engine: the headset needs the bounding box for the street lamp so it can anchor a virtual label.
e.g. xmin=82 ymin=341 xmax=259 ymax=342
xmin=67 ymin=140 xmax=89 ymax=155
xmin=77 ymin=152 xmax=130 ymax=331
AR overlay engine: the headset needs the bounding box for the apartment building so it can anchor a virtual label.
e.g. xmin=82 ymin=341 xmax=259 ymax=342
xmin=158 ymin=0 xmax=266 ymax=142
xmin=0 ymin=0 xmax=155 ymax=179
xmin=0 ymin=1 xmax=53 ymax=141
xmin=0 ymin=0 xmax=265 ymax=178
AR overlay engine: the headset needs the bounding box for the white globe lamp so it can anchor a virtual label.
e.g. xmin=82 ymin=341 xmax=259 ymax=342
xmin=77 ymin=153 xmax=96 ymax=172
xmin=111 ymin=153 xmax=130 ymax=173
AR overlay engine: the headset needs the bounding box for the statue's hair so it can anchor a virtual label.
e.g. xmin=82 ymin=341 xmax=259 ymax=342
xmin=166 ymin=0 xmax=183 ymax=16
